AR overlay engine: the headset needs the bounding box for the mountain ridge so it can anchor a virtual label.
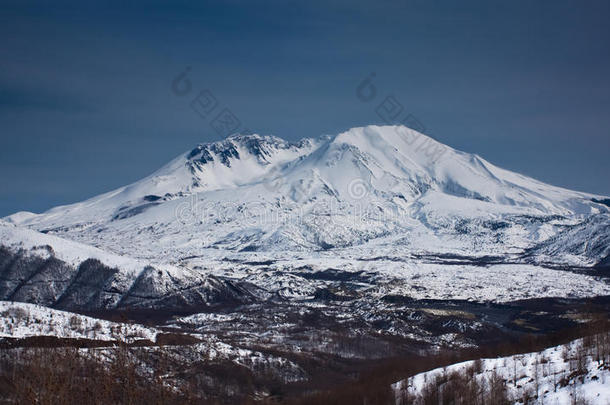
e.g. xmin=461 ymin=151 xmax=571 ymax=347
xmin=7 ymin=125 xmax=606 ymax=225
xmin=3 ymin=125 xmax=609 ymax=267
xmin=1 ymin=125 xmax=609 ymax=312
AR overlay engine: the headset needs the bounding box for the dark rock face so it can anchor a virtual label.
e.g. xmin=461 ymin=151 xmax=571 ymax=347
xmin=592 ymin=198 xmax=610 ymax=208
xmin=185 ymin=134 xmax=302 ymax=173
xmin=0 ymin=247 xmax=255 ymax=312
xmin=188 ymin=140 xmax=241 ymax=169
xmin=112 ymin=203 xmax=160 ymax=221
xmin=116 ymin=266 xmax=257 ymax=309
xmin=54 ymin=258 xmax=121 ymax=310
xmin=209 ymin=142 xmax=240 ymax=167
xmin=0 ymin=246 xmax=74 ymax=306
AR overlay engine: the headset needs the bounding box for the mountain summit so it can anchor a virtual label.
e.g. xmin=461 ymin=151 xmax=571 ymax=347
xmin=5 ymin=125 xmax=609 ymax=267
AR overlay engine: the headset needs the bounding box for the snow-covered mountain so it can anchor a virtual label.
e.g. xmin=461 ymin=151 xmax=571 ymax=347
xmin=2 ymin=126 xmax=610 ymax=402
xmin=2 ymin=125 xmax=609 ymax=310
xmin=0 ymin=221 xmax=257 ymax=310
xmin=6 ymin=125 xmax=608 ymax=260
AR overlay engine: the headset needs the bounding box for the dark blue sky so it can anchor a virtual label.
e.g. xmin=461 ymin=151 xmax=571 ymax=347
xmin=1 ymin=0 xmax=609 ymax=216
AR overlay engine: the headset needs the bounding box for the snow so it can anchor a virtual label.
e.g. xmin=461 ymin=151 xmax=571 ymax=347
xmin=0 ymin=221 xmax=156 ymax=277
xmin=1 ymin=125 xmax=609 ymax=307
xmin=367 ymin=263 xmax=610 ymax=303
xmin=0 ymin=301 xmax=158 ymax=342
xmin=7 ymin=126 xmax=606 ymax=263
xmin=394 ymin=335 xmax=610 ymax=404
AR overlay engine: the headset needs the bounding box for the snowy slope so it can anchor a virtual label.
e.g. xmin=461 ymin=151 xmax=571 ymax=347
xmin=6 ymin=125 xmax=607 ymax=269
xmin=2 ymin=125 xmax=609 ymax=310
xmin=0 ymin=219 xmax=161 ymax=275
xmin=0 ymin=221 xmax=257 ymax=310
xmin=6 ymin=134 xmax=321 ymax=227
xmin=394 ymin=334 xmax=610 ymax=404
xmin=526 ymin=214 xmax=610 ymax=266
xmin=0 ymin=301 xmax=158 ymax=342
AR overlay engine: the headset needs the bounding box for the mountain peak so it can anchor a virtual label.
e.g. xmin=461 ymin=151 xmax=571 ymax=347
xmin=5 ymin=124 xmax=606 ymax=254
xmin=330 ymin=125 xmax=452 ymax=164
xmin=186 ymin=133 xmax=316 ymax=169
xmin=183 ymin=125 xmax=445 ymax=172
